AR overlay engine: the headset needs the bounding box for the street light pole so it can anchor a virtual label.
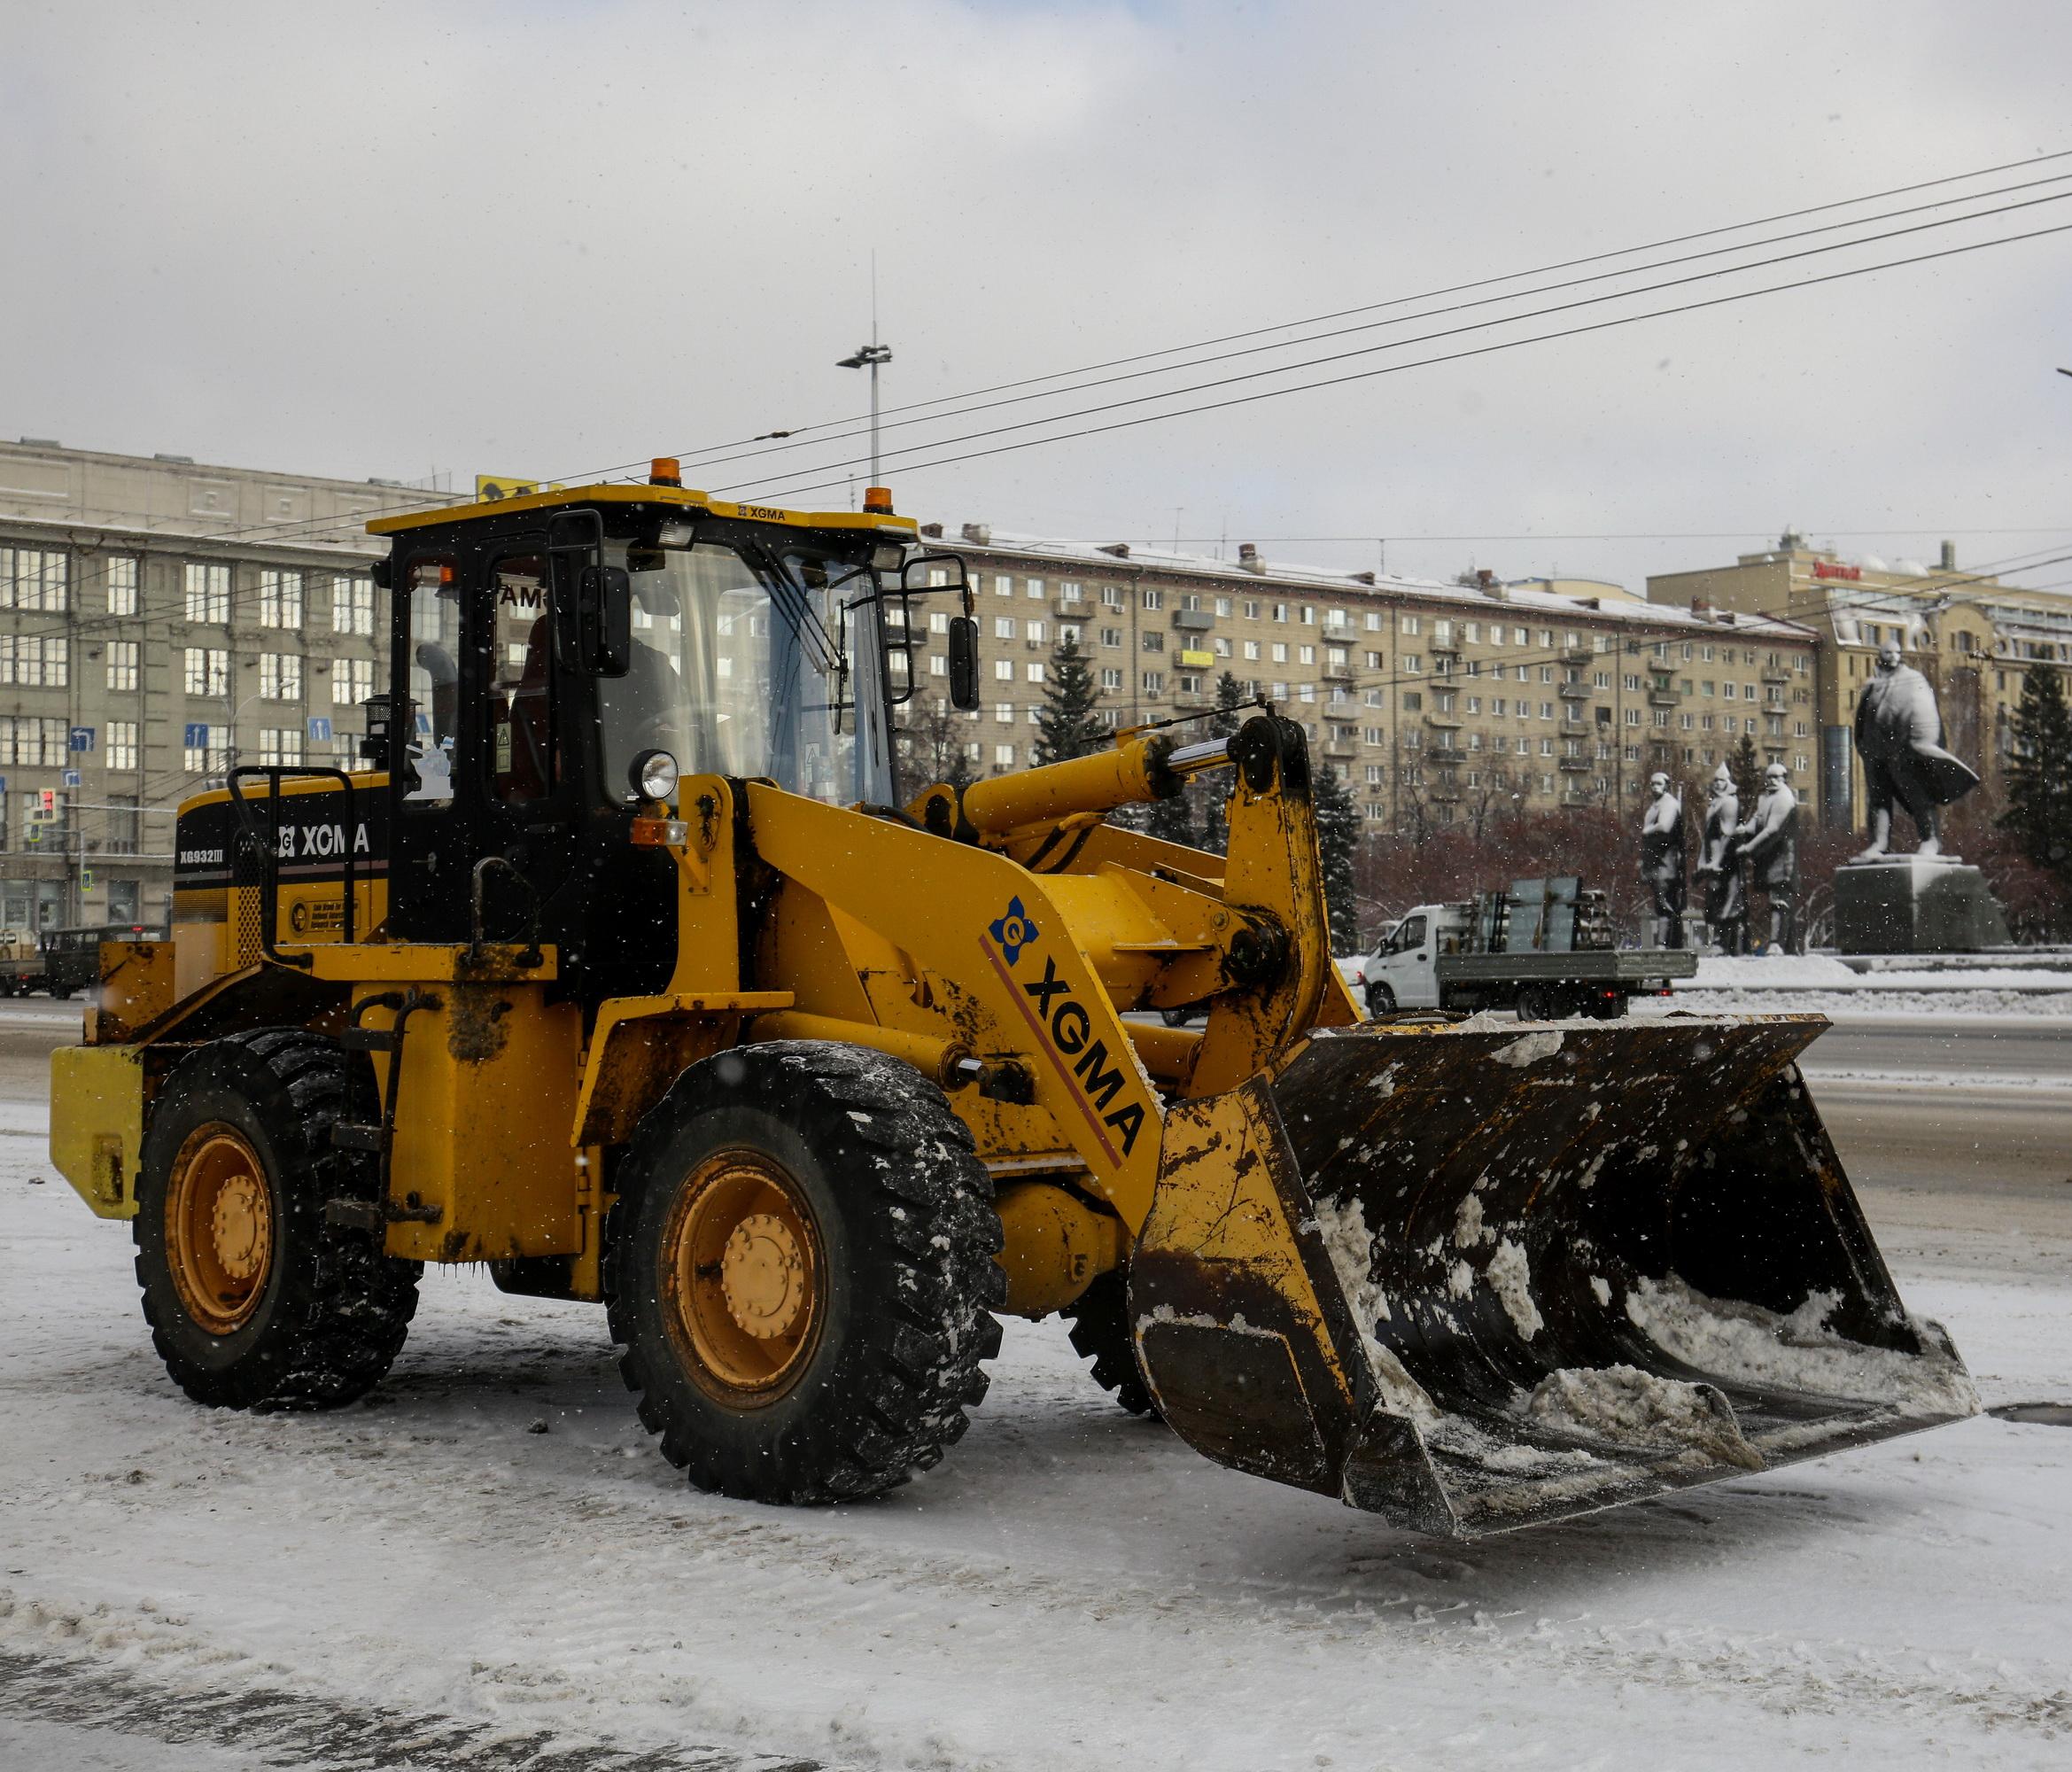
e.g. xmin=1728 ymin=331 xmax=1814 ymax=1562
xmin=837 ymin=340 xmax=894 ymax=486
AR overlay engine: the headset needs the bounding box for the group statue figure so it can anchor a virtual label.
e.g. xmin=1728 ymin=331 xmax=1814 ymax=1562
xmin=1634 ymin=641 xmax=1980 ymax=953
xmin=1849 ymin=640 xmax=1979 ymax=861
xmin=1641 ymin=760 xmax=1801 ymax=953
xmin=1639 ymin=773 xmax=1687 ymax=948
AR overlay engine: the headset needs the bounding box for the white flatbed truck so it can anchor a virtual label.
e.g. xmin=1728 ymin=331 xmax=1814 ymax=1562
xmin=1354 ymin=879 xmax=1696 ymax=1021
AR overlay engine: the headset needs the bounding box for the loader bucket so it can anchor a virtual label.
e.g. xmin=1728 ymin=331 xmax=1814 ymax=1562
xmin=1129 ymin=1014 xmax=1977 ymax=1537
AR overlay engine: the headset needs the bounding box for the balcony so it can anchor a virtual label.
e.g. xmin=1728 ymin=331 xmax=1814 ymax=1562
xmin=1557 ymin=680 xmax=1590 ymax=700
xmin=1170 ymin=609 xmax=1214 ymax=633
xmin=1323 ymin=741 xmax=1356 ymax=760
xmin=1423 ymin=710 xmax=1463 ymax=730
xmin=1558 ymin=756 xmax=1591 ymax=772
xmin=1323 ymin=659 xmax=1357 ymax=682
xmin=1648 ymin=687 xmax=1681 ymax=707
xmin=1761 ymin=666 xmax=1789 ymax=684
xmin=1559 ymin=646 xmax=1593 ymax=666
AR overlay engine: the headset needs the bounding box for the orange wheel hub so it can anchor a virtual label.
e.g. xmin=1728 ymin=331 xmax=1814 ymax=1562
xmin=661 ymin=1150 xmax=823 ymax=1401
xmin=165 ymin=1125 xmax=275 ymax=1335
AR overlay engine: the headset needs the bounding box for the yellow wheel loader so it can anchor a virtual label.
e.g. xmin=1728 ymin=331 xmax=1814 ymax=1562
xmin=50 ymin=464 xmax=1976 ymax=1535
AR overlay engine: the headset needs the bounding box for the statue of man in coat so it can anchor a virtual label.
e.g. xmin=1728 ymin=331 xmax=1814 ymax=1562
xmin=1639 ymin=772 xmax=1687 ymax=949
xmin=1694 ymin=762 xmax=1746 ymax=955
xmin=1851 ymin=640 xmax=1979 ymax=861
xmin=1737 ymin=762 xmax=1801 ymax=952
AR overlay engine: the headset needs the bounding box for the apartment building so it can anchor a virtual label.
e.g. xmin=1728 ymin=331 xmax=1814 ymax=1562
xmin=908 ymin=523 xmax=1821 ymax=829
xmin=1649 ymin=531 xmax=2072 ymax=826
xmin=0 ymin=439 xmax=459 ymax=933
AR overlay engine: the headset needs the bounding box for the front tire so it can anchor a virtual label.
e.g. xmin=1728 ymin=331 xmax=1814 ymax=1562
xmin=607 ymin=1042 xmax=1005 ymax=1504
xmin=134 ymin=1030 xmax=419 ymax=1410
xmin=1364 ymin=981 xmax=1397 ymax=1018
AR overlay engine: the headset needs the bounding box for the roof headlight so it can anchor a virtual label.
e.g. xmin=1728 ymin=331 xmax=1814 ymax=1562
xmin=632 ymin=749 xmax=679 ymax=804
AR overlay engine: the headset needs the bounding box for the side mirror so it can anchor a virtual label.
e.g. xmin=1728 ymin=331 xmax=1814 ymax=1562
xmin=579 ymin=564 xmax=632 ymax=677
xmin=947 ymin=616 xmax=981 ymax=711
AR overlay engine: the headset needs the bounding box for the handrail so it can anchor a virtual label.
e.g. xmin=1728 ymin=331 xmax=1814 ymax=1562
xmin=225 ymin=766 xmax=359 ymax=969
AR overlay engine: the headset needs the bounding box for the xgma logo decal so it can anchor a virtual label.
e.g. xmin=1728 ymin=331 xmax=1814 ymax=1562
xmin=982 ymin=895 xmax=1146 ymax=1159
xmin=989 ymin=897 xmax=1038 ymax=964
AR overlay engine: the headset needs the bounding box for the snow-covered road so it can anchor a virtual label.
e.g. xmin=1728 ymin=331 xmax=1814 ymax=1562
xmin=5 ymin=1087 xmax=2069 ymax=1770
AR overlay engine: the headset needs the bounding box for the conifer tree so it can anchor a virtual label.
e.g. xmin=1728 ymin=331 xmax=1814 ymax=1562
xmin=1034 ymin=632 xmax=1106 ymax=765
xmin=1727 ymin=732 xmax=1762 ymax=810
xmin=1192 ymin=671 xmax=1251 ymax=855
xmin=1999 ymin=664 xmax=2072 ymax=877
xmin=1140 ymin=789 xmax=1197 ymax=848
xmin=1314 ymin=762 xmax=1362 ymax=952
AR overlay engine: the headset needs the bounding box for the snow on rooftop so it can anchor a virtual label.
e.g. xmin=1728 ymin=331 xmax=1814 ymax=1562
xmin=927 ymin=523 xmax=1816 ymax=640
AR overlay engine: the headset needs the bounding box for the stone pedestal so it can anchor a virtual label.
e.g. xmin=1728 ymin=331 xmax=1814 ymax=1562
xmin=1834 ymin=857 xmax=2010 ymax=954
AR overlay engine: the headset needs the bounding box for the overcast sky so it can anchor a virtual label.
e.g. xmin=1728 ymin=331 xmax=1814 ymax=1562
xmin=5 ymin=0 xmax=2069 ymax=595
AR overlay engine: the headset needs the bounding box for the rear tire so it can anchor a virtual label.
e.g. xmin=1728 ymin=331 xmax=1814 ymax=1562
xmin=134 ymin=1030 xmax=419 ymax=1411
xmin=607 ymin=1041 xmax=1005 ymax=1504
xmin=1061 ymin=1268 xmax=1159 ymax=1417
xmin=1515 ymin=984 xmax=1556 ymax=1022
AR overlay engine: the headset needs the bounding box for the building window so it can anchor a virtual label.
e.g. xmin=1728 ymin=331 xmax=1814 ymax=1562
xmin=184 ymin=562 xmax=231 ymax=624
xmin=1101 ymin=668 xmax=1122 ymax=691
xmin=105 ymin=721 xmax=139 ymax=773
xmin=1243 ymin=600 xmax=1260 ymax=619
xmin=259 ymin=569 xmax=304 ymax=629
xmin=184 ymin=648 xmax=230 ymax=697
xmin=260 ymin=653 xmax=303 ymax=701
xmin=0 ymin=547 xmax=69 ymax=611
xmin=0 ymin=635 xmax=67 ymax=688
xmin=993 ymin=659 xmax=1013 ymax=681
xmin=1026 ymin=579 xmax=1044 ymax=601
xmin=1059 ymin=580 xmax=1083 ymax=604
xmin=994 ymin=617 xmax=1016 ymax=641
xmin=1027 ymin=620 xmax=1047 ymax=644
xmin=1026 ymin=662 xmax=1044 ymax=683
xmin=1402 ymin=654 xmax=1422 ymax=675
xmin=0 ymin=716 xmax=67 ymax=765
xmin=1141 ymin=671 xmax=1165 ymax=695
xmin=331 ymin=576 xmax=375 ymax=636
xmin=1141 ymin=587 xmax=1162 ymax=611
xmin=1101 ymin=585 xmax=1123 ymax=609
xmin=994 ymin=576 xmax=1014 ymax=598
xmin=994 ymin=743 xmax=1016 ymax=767
xmin=106 ymin=556 xmax=139 ymax=616
xmin=259 ymin=727 xmax=305 ymax=766
xmin=106 ymin=640 xmax=139 ymax=692
xmin=1298 ymin=645 xmax=1315 ymax=665
xmin=1243 ymin=640 xmax=1261 ymax=661
xmin=993 ymin=703 xmax=1013 ymax=725
xmin=1099 ymin=626 xmax=1123 ymax=648
xmin=1214 ymin=597 xmax=1232 ymax=618
xmin=1143 ymin=632 xmax=1166 ymax=653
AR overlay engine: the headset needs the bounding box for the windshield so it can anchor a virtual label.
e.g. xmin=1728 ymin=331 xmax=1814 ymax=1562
xmin=600 ymin=535 xmax=893 ymax=807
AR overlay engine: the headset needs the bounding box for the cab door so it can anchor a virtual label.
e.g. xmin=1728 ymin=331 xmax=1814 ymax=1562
xmin=387 ymin=537 xmax=575 ymax=946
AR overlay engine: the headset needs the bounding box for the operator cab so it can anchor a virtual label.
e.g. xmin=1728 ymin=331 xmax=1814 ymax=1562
xmin=365 ymin=464 xmax=963 ymax=1001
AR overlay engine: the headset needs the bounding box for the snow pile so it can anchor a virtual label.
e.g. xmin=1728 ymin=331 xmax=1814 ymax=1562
xmin=1308 ymin=1193 xmax=1439 ymax=1426
xmin=1525 ymin=1365 xmax=1761 ymax=1469
xmin=1490 ymin=1029 xmax=1563 ymax=1067
xmin=1626 ymin=1274 xmax=1980 ymax=1420
xmin=1672 ymin=986 xmax=2072 ymax=1018
xmin=1485 ymin=1238 xmax=1543 ymax=1340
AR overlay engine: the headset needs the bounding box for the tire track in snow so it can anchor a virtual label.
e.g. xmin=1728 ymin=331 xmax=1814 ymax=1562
xmin=0 ymin=1644 xmax=827 ymax=1771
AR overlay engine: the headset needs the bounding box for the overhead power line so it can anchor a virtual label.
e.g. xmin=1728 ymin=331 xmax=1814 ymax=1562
xmin=740 ymin=218 xmax=2072 ymax=503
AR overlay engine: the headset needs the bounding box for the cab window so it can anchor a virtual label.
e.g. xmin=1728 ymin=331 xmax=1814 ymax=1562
xmin=1396 ymin=914 xmax=1426 ymax=953
xmin=489 ymin=554 xmax=553 ymax=803
xmin=404 ymin=558 xmax=461 ymax=804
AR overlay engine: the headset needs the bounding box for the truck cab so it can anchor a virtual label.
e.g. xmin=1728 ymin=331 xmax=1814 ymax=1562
xmin=1355 ymin=902 xmax=1465 ymax=1013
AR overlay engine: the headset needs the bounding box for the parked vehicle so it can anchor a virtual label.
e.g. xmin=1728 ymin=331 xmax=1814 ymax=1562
xmin=0 ymin=923 xmax=159 ymax=999
xmin=1354 ymin=876 xmax=1696 ymax=1020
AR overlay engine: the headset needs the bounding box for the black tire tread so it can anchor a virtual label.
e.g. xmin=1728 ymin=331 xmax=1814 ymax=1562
xmin=605 ymin=1041 xmax=1005 ymax=1504
xmin=1060 ymin=1268 xmax=1158 ymax=1417
xmin=134 ymin=1029 xmax=419 ymax=1411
